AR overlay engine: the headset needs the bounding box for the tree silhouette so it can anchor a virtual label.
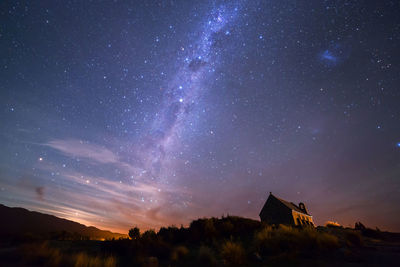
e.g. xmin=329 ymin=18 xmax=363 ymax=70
xmin=129 ymin=227 xmax=140 ymax=240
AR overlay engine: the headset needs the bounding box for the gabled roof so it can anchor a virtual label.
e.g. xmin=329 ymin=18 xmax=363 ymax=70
xmin=270 ymin=193 xmax=310 ymax=215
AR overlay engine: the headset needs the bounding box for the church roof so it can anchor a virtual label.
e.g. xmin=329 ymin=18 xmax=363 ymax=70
xmin=270 ymin=193 xmax=310 ymax=215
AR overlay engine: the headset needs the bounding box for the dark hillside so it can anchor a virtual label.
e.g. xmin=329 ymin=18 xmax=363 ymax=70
xmin=0 ymin=204 xmax=126 ymax=240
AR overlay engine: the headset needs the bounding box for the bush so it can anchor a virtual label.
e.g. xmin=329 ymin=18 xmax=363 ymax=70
xmin=20 ymin=242 xmax=116 ymax=267
xmin=219 ymin=220 xmax=234 ymax=237
xmin=254 ymin=225 xmax=340 ymax=258
xmin=345 ymin=231 xmax=363 ymax=247
xmin=220 ymin=240 xmax=246 ymax=266
xmin=143 ymin=256 xmax=158 ymax=267
xmin=198 ymin=245 xmax=217 ymax=266
xmin=317 ymin=232 xmax=340 ymax=250
xmin=21 ymin=242 xmax=63 ymax=266
xmin=141 ymin=229 xmax=157 ymax=242
xmin=129 ymin=227 xmax=140 ymax=240
xmin=171 ymin=245 xmax=189 ymax=262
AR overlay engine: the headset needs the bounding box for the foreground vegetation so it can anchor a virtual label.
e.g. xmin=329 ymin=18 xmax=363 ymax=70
xmin=0 ymin=216 xmax=399 ymax=266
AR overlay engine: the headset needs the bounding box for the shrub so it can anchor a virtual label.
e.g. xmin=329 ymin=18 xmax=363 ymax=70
xmin=21 ymin=242 xmax=63 ymax=266
xmin=219 ymin=220 xmax=234 ymax=237
xmin=74 ymin=253 xmax=117 ymax=267
xmin=20 ymin=242 xmax=116 ymax=267
xmin=254 ymin=225 xmax=340 ymax=257
xmin=171 ymin=245 xmax=189 ymax=262
xmin=129 ymin=227 xmax=140 ymax=240
xmin=104 ymin=256 xmax=117 ymax=267
xmin=220 ymin=240 xmax=246 ymax=266
xmin=204 ymin=218 xmax=218 ymax=239
xmin=144 ymin=256 xmax=158 ymax=267
xmin=354 ymin=222 xmax=366 ymax=230
xmin=345 ymin=231 xmax=363 ymax=247
xmin=317 ymin=232 xmax=340 ymax=250
xmin=198 ymin=245 xmax=217 ymax=266
xmin=141 ymin=229 xmax=157 ymax=241
xmin=158 ymin=226 xmax=182 ymax=243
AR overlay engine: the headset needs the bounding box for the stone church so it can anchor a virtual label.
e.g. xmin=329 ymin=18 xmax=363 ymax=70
xmin=259 ymin=192 xmax=314 ymax=226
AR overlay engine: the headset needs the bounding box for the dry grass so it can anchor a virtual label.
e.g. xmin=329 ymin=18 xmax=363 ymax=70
xmin=74 ymin=253 xmax=116 ymax=267
xmin=345 ymin=231 xmax=363 ymax=247
xmin=255 ymin=224 xmax=340 ymax=257
xmin=171 ymin=245 xmax=189 ymax=261
xmin=198 ymin=245 xmax=217 ymax=266
xmin=220 ymin=240 xmax=246 ymax=266
xmin=20 ymin=241 xmax=116 ymax=267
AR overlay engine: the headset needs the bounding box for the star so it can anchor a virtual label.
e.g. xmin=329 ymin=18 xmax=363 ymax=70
xmin=1 ymin=0 xmax=399 ymax=233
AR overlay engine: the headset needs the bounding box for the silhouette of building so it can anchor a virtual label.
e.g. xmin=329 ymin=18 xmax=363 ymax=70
xmin=259 ymin=192 xmax=314 ymax=226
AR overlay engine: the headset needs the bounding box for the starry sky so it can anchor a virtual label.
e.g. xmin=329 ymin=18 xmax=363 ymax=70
xmin=1 ymin=0 xmax=400 ymax=233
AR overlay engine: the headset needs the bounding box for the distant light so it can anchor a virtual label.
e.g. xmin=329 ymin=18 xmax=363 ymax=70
xmin=39 ymin=157 xmax=43 ymax=161
xmin=179 ymin=98 xmax=183 ymax=103
xmin=179 ymin=85 xmax=183 ymax=89
xmin=397 ymin=142 xmax=400 ymax=148
xmin=259 ymin=35 xmax=263 ymax=39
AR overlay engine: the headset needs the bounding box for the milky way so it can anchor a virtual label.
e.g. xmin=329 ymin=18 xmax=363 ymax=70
xmin=143 ymin=3 xmax=242 ymax=180
xmin=1 ymin=0 xmax=400 ymax=232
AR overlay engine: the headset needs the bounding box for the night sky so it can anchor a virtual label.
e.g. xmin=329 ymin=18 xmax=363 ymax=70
xmin=1 ymin=0 xmax=400 ymax=233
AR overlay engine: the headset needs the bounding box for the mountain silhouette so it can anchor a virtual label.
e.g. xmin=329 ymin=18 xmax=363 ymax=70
xmin=0 ymin=204 xmax=126 ymax=240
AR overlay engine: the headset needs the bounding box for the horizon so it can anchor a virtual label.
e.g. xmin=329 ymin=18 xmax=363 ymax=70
xmin=1 ymin=1 xmax=400 ymax=233
xmin=0 ymin=201 xmax=394 ymax=235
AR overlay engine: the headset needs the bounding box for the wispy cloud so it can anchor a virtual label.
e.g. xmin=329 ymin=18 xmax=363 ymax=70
xmin=46 ymin=139 xmax=119 ymax=164
xmin=29 ymin=138 xmax=197 ymax=231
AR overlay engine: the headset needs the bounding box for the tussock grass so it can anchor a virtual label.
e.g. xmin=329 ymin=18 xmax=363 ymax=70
xmin=254 ymin=224 xmax=340 ymax=258
xmin=10 ymin=216 xmax=383 ymax=266
xmin=345 ymin=231 xmax=363 ymax=247
xmin=197 ymin=245 xmax=217 ymax=266
xmin=20 ymin=241 xmax=116 ymax=267
xmin=220 ymin=240 xmax=246 ymax=266
xmin=171 ymin=245 xmax=189 ymax=261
